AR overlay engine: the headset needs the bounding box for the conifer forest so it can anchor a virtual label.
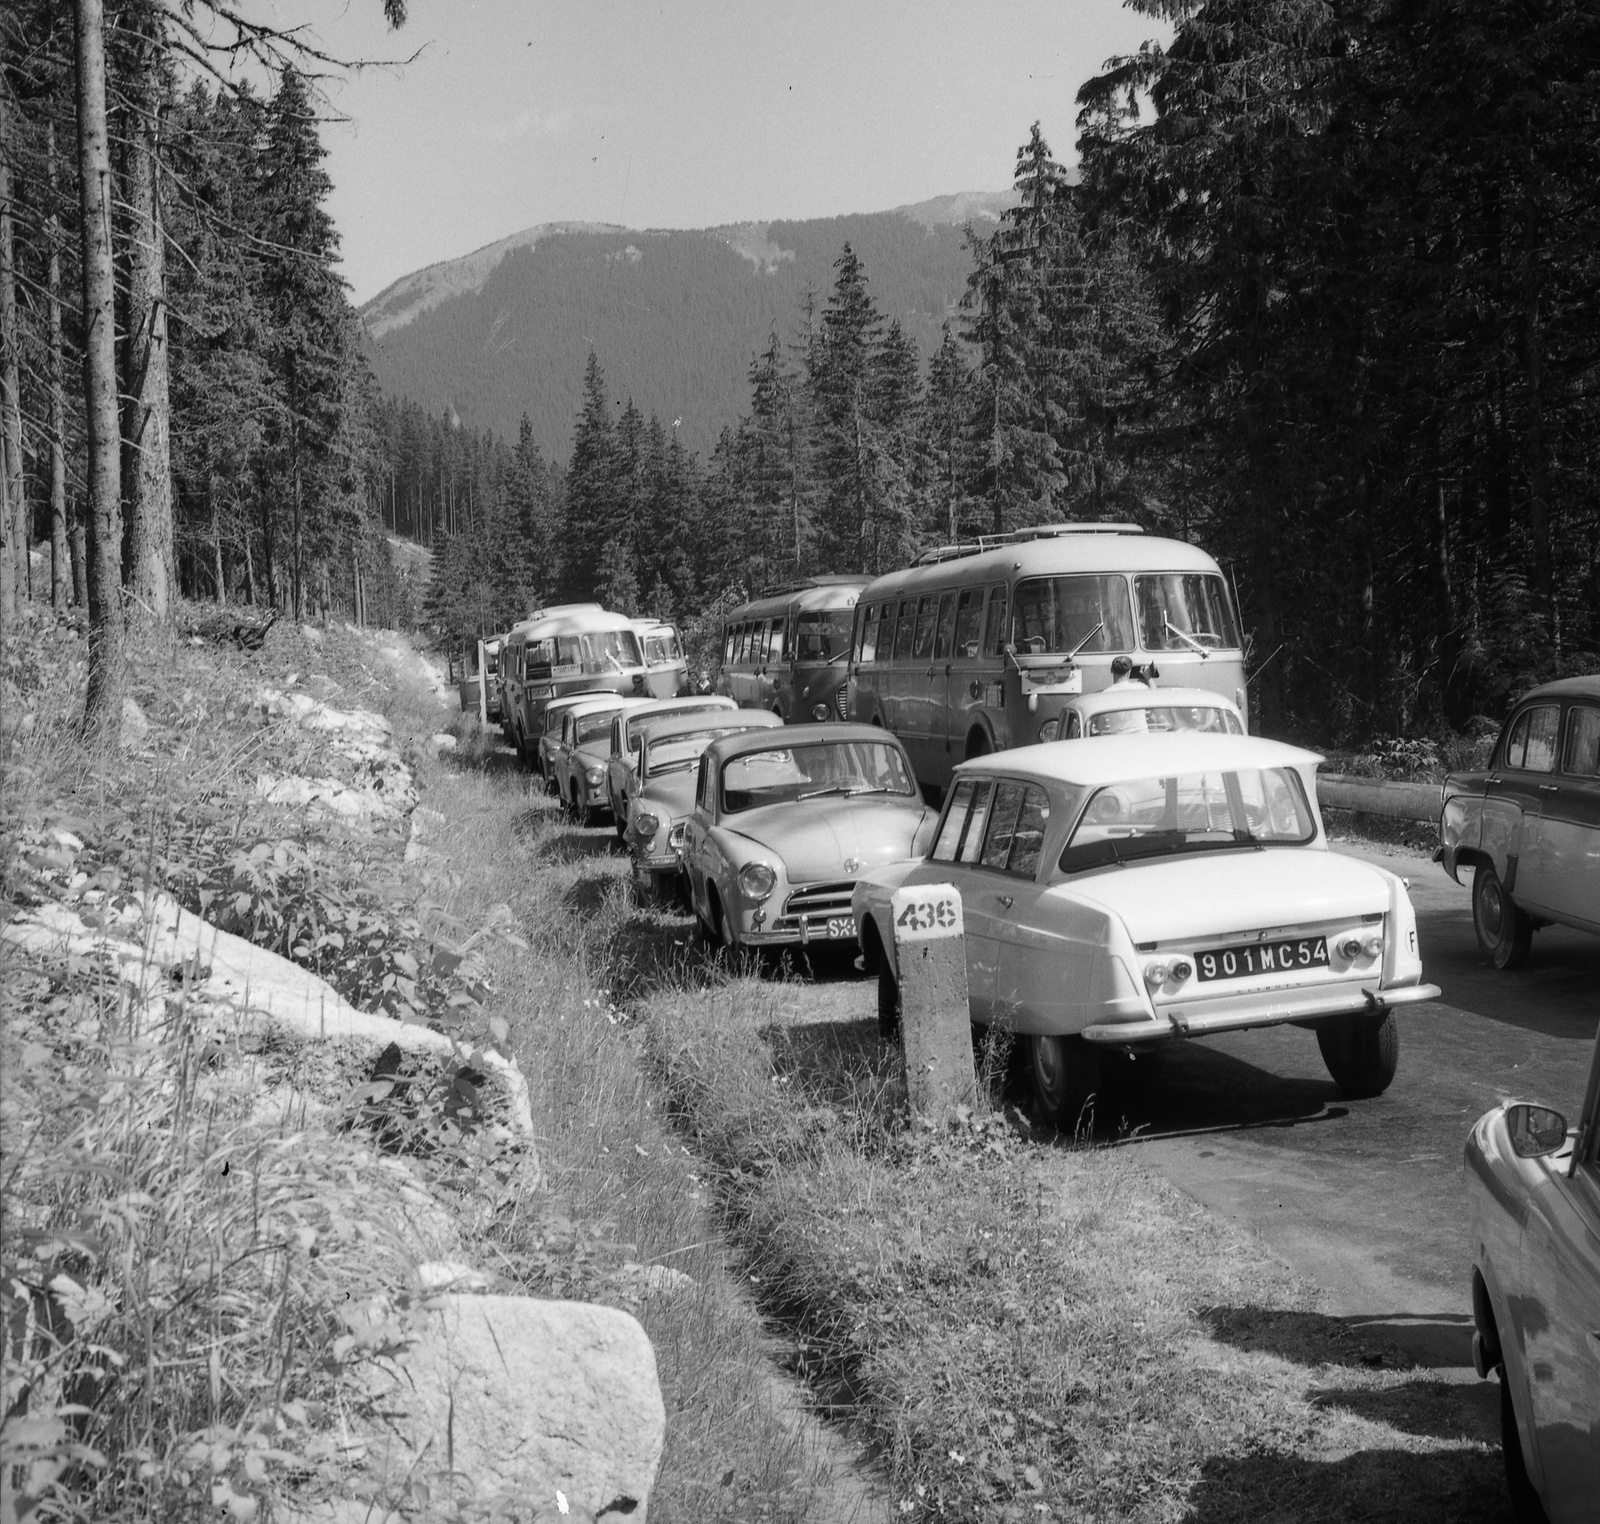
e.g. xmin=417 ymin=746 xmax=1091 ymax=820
xmin=2 ymin=0 xmax=1597 ymax=746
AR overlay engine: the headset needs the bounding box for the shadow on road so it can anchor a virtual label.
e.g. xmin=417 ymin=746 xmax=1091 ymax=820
xmin=1178 ymin=1446 xmax=1509 ymax=1524
xmin=538 ymin=826 xmax=622 ymax=864
xmin=1200 ymin=1304 xmax=1476 ymax=1371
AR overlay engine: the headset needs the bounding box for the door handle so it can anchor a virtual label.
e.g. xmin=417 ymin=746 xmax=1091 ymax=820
xmin=996 ymin=894 xmax=1013 ymax=909
xmin=1538 ymin=784 xmax=1559 ymax=794
xmin=926 ymin=666 xmax=936 ymax=677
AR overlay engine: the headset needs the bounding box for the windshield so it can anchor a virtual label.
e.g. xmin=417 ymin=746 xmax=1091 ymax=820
xmin=1059 ymin=766 xmax=1315 ymax=873
xmin=1012 ymin=575 xmax=1135 ymax=656
xmin=643 ymin=632 xmax=683 ymax=666
xmin=646 ymin=726 xmax=751 ymax=777
xmin=795 ymin=611 xmax=853 ymax=662
xmin=576 ymin=712 xmax=622 ymax=747
xmin=1087 ymin=705 xmax=1244 ymax=737
xmin=1135 ymin=574 xmax=1239 ymax=652
xmin=527 ymin=628 xmax=642 ymax=676
xmin=720 ymin=741 xmax=915 ymax=813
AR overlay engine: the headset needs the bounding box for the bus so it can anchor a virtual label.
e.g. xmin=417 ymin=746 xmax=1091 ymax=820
xmin=848 ymin=524 xmax=1247 ymax=791
xmin=716 ymin=575 xmax=869 ymax=722
xmin=501 ymin=604 xmax=688 ymax=769
xmin=631 ymin=619 xmax=690 ymax=686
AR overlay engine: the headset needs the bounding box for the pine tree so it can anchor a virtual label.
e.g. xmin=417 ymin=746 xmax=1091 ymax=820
xmin=561 ymin=351 xmax=615 ymax=600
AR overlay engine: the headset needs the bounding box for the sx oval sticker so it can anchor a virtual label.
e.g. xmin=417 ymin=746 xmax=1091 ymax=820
xmin=890 ymin=884 xmax=964 ymax=941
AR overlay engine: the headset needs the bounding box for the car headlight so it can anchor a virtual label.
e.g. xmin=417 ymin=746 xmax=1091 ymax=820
xmin=738 ymin=862 xmax=777 ymax=901
xmin=1038 ymin=718 xmax=1060 ymax=742
xmin=633 ymin=811 xmax=661 ymax=838
xmin=585 ymin=765 xmax=605 ymax=785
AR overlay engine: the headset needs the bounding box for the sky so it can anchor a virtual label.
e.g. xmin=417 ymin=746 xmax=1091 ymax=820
xmin=266 ymin=0 xmax=1170 ymax=305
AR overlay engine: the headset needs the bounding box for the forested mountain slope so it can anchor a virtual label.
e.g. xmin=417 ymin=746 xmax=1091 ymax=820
xmin=359 ymin=194 xmax=1015 ymax=456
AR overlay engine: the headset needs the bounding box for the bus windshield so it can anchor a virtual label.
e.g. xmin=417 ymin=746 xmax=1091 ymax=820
xmin=720 ymin=741 xmax=915 ymax=813
xmin=1059 ymin=767 xmax=1314 ymax=873
xmin=794 ymin=612 xmax=853 ymax=663
xmin=1135 ymin=574 xmax=1239 ymax=651
xmin=527 ymin=628 xmax=642 ymax=676
xmin=1012 ymin=575 xmax=1135 ymax=656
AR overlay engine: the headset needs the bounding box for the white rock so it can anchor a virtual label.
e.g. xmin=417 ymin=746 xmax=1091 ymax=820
xmin=415 ymin=1259 xmax=490 ymax=1292
xmin=429 ymin=732 xmax=458 ymax=753
xmin=366 ymin=1297 xmax=664 ymax=1523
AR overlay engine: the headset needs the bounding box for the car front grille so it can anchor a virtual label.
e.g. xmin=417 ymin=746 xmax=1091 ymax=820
xmin=783 ymin=880 xmax=855 ymax=918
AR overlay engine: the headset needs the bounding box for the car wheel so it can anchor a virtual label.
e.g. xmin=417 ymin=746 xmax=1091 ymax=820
xmin=1499 ymin=1367 xmax=1549 ymax=1523
xmin=1472 ymin=864 xmax=1533 ymax=970
xmin=1316 ymin=1009 xmax=1400 ymax=1098
xmin=877 ymin=959 xmax=900 ymax=1040
xmin=1028 ymin=1034 xmax=1100 ymax=1134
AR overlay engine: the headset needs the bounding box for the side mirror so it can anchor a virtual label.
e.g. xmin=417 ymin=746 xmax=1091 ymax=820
xmin=1506 ymin=1103 xmax=1569 ymax=1159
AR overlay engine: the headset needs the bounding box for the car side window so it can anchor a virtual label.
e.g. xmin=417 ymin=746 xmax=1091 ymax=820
xmin=931 ymin=778 xmax=976 ymax=862
xmin=1063 ymin=711 xmax=1081 ymax=739
xmin=611 ymin=718 xmax=623 ymax=757
xmin=1504 ymin=705 xmax=1560 ymax=772
xmin=1007 ymin=786 xmax=1051 ymax=878
xmin=980 ymin=781 xmax=1027 ymax=870
xmin=983 ymin=588 xmax=1008 ymax=658
xmin=1563 ymin=705 xmax=1600 ymax=777
xmin=696 ymin=757 xmax=713 ymax=812
xmin=957 ymin=780 xmax=995 ymax=863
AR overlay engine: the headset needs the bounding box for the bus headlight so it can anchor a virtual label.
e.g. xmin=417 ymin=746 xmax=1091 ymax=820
xmin=812 ymin=703 xmax=830 ymax=720
xmin=738 ymin=862 xmax=777 ymax=901
xmin=1038 ymin=718 xmax=1060 ymax=742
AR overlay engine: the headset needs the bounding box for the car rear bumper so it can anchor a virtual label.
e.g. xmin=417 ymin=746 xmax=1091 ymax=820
xmin=1081 ymin=980 xmax=1442 ymax=1044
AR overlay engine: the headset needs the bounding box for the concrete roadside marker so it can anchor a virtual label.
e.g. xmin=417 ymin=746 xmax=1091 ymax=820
xmin=890 ymin=883 xmax=976 ymax=1123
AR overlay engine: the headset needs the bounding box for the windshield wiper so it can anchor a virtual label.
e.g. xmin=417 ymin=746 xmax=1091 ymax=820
xmin=1164 ymin=619 xmax=1213 ymax=658
xmin=797 ymin=784 xmax=855 ymax=801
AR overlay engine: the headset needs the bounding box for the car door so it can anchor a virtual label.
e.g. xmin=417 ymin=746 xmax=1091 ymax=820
xmin=1494 ymin=703 xmax=1563 ymax=912
xmin=1539 ymin=704 xmax=1600 ymax=932
xmin=1518 ymin=1067 xmax=1600 ymax=1520
xmin=683 ymin=757 xmax=716 ymax=914
xmin=919 ymin=775 xmax=1008 ymax=1018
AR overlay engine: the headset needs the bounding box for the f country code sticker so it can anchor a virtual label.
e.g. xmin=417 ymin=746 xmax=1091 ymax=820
xmin=890 ymin=884 xmax=964 ymax=942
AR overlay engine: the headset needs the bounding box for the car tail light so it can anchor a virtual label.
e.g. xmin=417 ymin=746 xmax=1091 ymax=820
xmin=1142 ymin=960 xmax=1169 ymax=990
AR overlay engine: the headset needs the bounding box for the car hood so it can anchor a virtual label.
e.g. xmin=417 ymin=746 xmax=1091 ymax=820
xmin=722 ymin=797 xmax=929 ymax=881
xmin=1056 ymin=847 xmax=1390 ymax=942
xmin=638 ymin=770 xmax=696 ymax=820
xmin=574 ymin=743 xmax=611 ymax=770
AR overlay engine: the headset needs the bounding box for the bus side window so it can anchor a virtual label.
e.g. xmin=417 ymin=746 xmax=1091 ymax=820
xmin=857 ymin=603 xmax=876 ymax=663
xmin=769 ymin=619 xmax=785 ymax=665
xmin=933 ymin=591 xmax=958 ymax=660
xmin=983 ymin=588 xmax=1009 ymax=657
xmin=876 ymin=602 xmax=896 ymax=660
xmin=912 ymin=596 xmax=939 ymax=660
xmin=893 ymin=599 xmax=918 ymax=662
xmin=953 ymin=589 xmax=983 ymax=659
xmin=722 ymin=625 xmax=734 ymax=664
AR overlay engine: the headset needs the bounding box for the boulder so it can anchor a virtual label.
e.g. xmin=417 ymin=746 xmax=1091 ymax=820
xmin=368 ymin=1296 xmax=665 ymax=1523
xmin=119 ymin=696 xmax=150 ymax=750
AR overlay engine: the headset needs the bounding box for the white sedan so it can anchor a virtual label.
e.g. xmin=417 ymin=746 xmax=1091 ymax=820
xmin=853 ymin=733 xmax=1441 ymax=1128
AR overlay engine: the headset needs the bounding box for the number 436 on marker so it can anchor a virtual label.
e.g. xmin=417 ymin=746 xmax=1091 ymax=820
xmin=890 ymin=885 xmax=964 ymax=942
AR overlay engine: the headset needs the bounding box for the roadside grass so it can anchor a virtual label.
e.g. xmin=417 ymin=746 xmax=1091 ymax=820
xmin=632 ymin=962 xmax=1508 ymax=1523
xmin=416 ymin=753 xmax=887 ymax=1524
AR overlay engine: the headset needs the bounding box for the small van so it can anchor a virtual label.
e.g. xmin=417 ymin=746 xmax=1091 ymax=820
xmin=716 ymin=575 xmax=869 ymax=722
xmin=850 ymin=525 xmax=1247 ymax=792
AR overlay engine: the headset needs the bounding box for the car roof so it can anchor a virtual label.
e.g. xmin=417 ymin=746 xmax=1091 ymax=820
xmin=563 ymin=695 xmax=650 ymax=721
xmin=954 ymin=731 xmax=1321 ymax=787
xmin=704 ymin=721 xmax=907 ymax=763
xmin=642 ymin=709 xmax=783 ymax=744
xmin=1517 ymin=674 xmax=1600 ymax=704
xmin=1067 ymin=685 xmax=1243 ymax=715
xmin=543 ymin=688 xmax=611 ymax=714
xmin=622 ymin=696 xmax=736 ymax=729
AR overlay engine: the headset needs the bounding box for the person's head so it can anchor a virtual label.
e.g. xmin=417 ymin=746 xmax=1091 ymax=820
xmin=1110 ymin=655 xmax=1133 ymax=681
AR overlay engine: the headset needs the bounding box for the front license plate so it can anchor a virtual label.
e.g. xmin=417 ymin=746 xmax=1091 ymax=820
xmin=1197 ymin=937 xmax=1327 ymax=982
xmin=825 ymin=916 xmax=853 ymax=939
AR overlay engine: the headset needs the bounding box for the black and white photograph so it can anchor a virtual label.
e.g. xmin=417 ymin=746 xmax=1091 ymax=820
xmin=1 ymin=0 xmax=1596 ymax=1519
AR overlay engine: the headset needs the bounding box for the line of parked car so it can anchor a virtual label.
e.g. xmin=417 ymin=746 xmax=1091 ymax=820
xmin=458 ymin=535 xmax=1598 ymax=1522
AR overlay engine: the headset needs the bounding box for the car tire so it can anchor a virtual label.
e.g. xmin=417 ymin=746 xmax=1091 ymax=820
xmin=877 ymin=959 xmax=900 ymax=1040
xmin=1028 ymin=1034 xmax=1101 ymax=1135
xmin=1472 ymin=864 xmax=1533 ymax=970
xmin=1316 ymin=1009 xmax=1400 ymax=1098
xmin=1498 ymin=1367 xmax=1549 ymax=1523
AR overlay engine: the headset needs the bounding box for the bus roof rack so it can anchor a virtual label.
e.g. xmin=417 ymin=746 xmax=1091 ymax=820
xmin=910 ymin=522 xmax=1144 ymax=567
xmin=757 ymin=573 xmax=869 ymax=597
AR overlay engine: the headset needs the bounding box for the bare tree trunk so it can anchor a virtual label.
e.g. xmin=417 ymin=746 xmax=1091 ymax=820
xmin=260 ymin=490 xmax=277 ymax=607
xmin=69 ymin=504 xmax=88 ymax=607
xmin=242 ymin=518 xmax=257 ymax=604
xmin=0 ymin=86 xmax=24 ymax=634
xmin=291 ymin=437 xmax=304 ymax=620
xmin=210 ymin=480 xmax=225 ymax=604
xmin=121 ymin=1 xmax=174 ymax=621
xmin=75 ymin=0 xmax=125 ymax=731
xmin=47 ymin=123 xmax=71 ymax=611
xmin=1522 ymin=200 xmax=1553 ymax=639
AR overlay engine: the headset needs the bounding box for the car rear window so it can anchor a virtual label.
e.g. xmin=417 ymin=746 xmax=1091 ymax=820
xmin=1564 ymin=706 xmax=1600 ymax=777
xmin=1087 ymin=705 xmax=1243 ymax=736
xmin=1059 ymin=766 xmax=1316 ymax=873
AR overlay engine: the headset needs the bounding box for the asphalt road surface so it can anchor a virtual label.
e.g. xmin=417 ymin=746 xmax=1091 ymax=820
xmin=1118 ymin=835 xmax=1598 ymax=1388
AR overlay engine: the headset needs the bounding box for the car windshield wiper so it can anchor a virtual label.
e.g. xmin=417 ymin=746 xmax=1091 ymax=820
xmin=797 ymin=784 xmax=856 ymax=801
xmin=649 ymin=761 xmax=697 ymax=776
